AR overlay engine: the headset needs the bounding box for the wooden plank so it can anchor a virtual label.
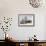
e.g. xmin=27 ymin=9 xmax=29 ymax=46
xmin=24 ymin=43 xmax=28 ymax=46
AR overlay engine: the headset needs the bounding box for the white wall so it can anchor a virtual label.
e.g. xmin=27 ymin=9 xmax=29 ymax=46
xmin=0 ymin=0 xmax=46 ymax=40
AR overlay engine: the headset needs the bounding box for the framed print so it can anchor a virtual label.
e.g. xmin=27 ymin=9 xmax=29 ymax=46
xmin=18 ymin=14 xmax=35 ymax=27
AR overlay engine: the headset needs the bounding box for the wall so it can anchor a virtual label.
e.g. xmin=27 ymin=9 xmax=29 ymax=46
xmin=0 ymin=0 xmax=46 ymax=40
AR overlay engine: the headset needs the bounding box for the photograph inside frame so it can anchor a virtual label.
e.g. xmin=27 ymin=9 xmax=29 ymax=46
xmin=18 ymin=14 xmax=35 ymax=27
